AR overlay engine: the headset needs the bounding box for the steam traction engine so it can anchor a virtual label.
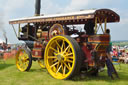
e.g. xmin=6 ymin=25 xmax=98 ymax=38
xmin=9 ymin=0 xmax=120 ymax=79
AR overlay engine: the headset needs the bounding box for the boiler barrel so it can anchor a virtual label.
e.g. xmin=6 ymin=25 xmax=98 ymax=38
xmin=25 ymin=41 xmax=34 ymax=49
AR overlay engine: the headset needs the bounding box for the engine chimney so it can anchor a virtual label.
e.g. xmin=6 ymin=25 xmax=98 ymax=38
xmin=35 ymin=0 xmax=41 ymax=16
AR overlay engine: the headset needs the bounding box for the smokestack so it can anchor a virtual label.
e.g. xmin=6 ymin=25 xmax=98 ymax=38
xmin=3 ymin=30 xmax=7 ymax=45
xmin=35 ymin=0 xmax=41 ymax=16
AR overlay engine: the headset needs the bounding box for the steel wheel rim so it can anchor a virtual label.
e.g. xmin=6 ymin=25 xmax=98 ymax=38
xmin=16 ymin=49 xmax=29 ymax=71
xmin=45 ymin=36 xmax=75 ymax=79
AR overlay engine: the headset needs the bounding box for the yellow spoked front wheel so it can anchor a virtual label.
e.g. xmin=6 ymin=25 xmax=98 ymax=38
xmin=44 ymin=35 xmax=82 ymax=79
xmin=16 ymin=48 xmax=32 ymax=72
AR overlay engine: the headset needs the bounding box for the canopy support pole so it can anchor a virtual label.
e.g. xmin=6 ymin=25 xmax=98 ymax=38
xmin=12 ymin=24 xmax=18 ymax=38
xmin=105 ymin=18 xmax=107 ymax=33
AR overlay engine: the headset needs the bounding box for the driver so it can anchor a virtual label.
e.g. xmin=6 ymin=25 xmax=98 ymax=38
xmin=84 ymin=21 xmax=95 ymax=35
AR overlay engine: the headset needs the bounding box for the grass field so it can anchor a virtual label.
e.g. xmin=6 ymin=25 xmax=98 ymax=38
xmin=0 ymin=59 xmax=128 ymax=85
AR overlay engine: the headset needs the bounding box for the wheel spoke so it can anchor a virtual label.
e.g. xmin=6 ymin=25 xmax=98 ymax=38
xmin=25 ymin=61 xmax=29 ymax=65
xmin=63 ymin=65 xmax=66 ymax=75
xmin=48 ymin=56 xmax=57 ymax=59
xmin=50 ymin=62 xmax=59 ymax=68
xmin=56 ymin=65 xmax=62 ymax=74
xmin=24 ymin=62 xmax=28 ymax=67
xmin=55 ymin=40 xmax=61 ymax=50
xmin=61 ymin=40 xmax=65 ymax=52
xmin=20 ymin=63 xmax=23 ymax=68
xmin=54 ymin=52 xmax=58 ymax=55
xmin=56 ymin=62 xmax=60 ymax=70
xmin=61 ymin=40 xmax=64 ymax=52
xmin=63 ymin=45 xmax=70 ymax=54
xmin=23 ymin=53 xmax=28 ymax=57
xmin=67 ymin=47 xmax=71 ymax=53
xmin=61 ymin=62 xmax=64 ymax=74
xmin=22 ymin=52 xmax=29 ymax=61
xmin=68 ymin=63 xmax=71 ymax=68
xmin=53 ymin=58 xmax=58 ymax=62
xmin=49 ymin=47 xmax=58 ymax=52
xmin=66 ymin=59 xmax=73 ymax=63
xmin=18 ymin=57 xmax=21 ymax=62
xmin=24 ymin=57 xmax=29 ymax=61
xmin=19 ymin=56 xmax=22 ymax=59
xmin=20 ymin=63 xmax=24 ymax=69
xmin=66 ymin=56 xmax=73 ymax=59
xmin=57 ymin=47 xmax=60 ymax=53
xmin=23 ymin=63 xmax=27 ymax=69
xmin=64 ymin=62 xmax=70 ymax=71
xmin=64 ymin=53 xmax=73 ymax=57
xmin=63 ymin=41 xmax=65 ymax=51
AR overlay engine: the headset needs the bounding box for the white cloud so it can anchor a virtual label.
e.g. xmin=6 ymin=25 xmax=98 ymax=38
xmin=4 ymin=0 xmax=26 ymax=10
xmin=64 ymin=0 xmax=115 ymax=12
xmin=113 ymin=9 xmax=128 ymax=25
xmin=0 ymin=0 xmax=28 ymax=43
xmin=3 ymin=0 xmax=27 ymax=19
xmin=64 ymin=0 xmax=89 ymax=12
xmin=41 ymin=0 xmax=64 ymax=14
xmin=120 ymin=18 xmax=128 ymax=25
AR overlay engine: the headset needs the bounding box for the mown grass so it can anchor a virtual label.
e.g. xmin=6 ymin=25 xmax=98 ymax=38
xmin=0 ymin=59 xmax=128 ymax=85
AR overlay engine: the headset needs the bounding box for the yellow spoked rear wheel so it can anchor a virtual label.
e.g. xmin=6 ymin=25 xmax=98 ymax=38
xmin=44 ymin=35 xmax=82 ymax=79
xmin=16 ymin=48 xmax=32 ymax=72
xmin=38 ymin=59 xmax=45 ymax=69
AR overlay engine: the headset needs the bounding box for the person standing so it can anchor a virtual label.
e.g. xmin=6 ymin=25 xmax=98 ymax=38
xmin=106 ymin=29 xmax=112 ymax=62
xmin=105 ymin=29 xmax=119 ymax=79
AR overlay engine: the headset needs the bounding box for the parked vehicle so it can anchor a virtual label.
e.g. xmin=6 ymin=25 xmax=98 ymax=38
xmin=9 ymin=0 xmax=120 ymax=79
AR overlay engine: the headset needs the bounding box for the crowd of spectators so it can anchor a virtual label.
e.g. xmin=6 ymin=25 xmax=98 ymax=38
xmin=110 ymin=45 xmax=128 ymax=64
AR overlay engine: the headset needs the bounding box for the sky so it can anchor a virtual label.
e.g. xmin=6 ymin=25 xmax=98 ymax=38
xmin=0 ymin=0 xmax=128 ymax=43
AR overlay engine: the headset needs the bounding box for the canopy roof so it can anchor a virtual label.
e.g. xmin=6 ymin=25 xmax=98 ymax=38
xmin=9 ymin=9 xmax=120 ymax=24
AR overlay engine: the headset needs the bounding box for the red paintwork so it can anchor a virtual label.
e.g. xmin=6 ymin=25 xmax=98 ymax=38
xmin=88 ymin=34 xmax=110 ymax=42
xmin=32 ymin=32 xmax=48 ymax=58
xmin=82 ymin=45 xmax=93 ymax=64
xmin=41 ymin=32 xmax=49 ymax=41
xmin=81 ymin=34 xmax=110 ymax=66
xmin=32 ymin=48 xmax=43 ymax=58
xmin=34 ymin=42 xmax=43 ymax=48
